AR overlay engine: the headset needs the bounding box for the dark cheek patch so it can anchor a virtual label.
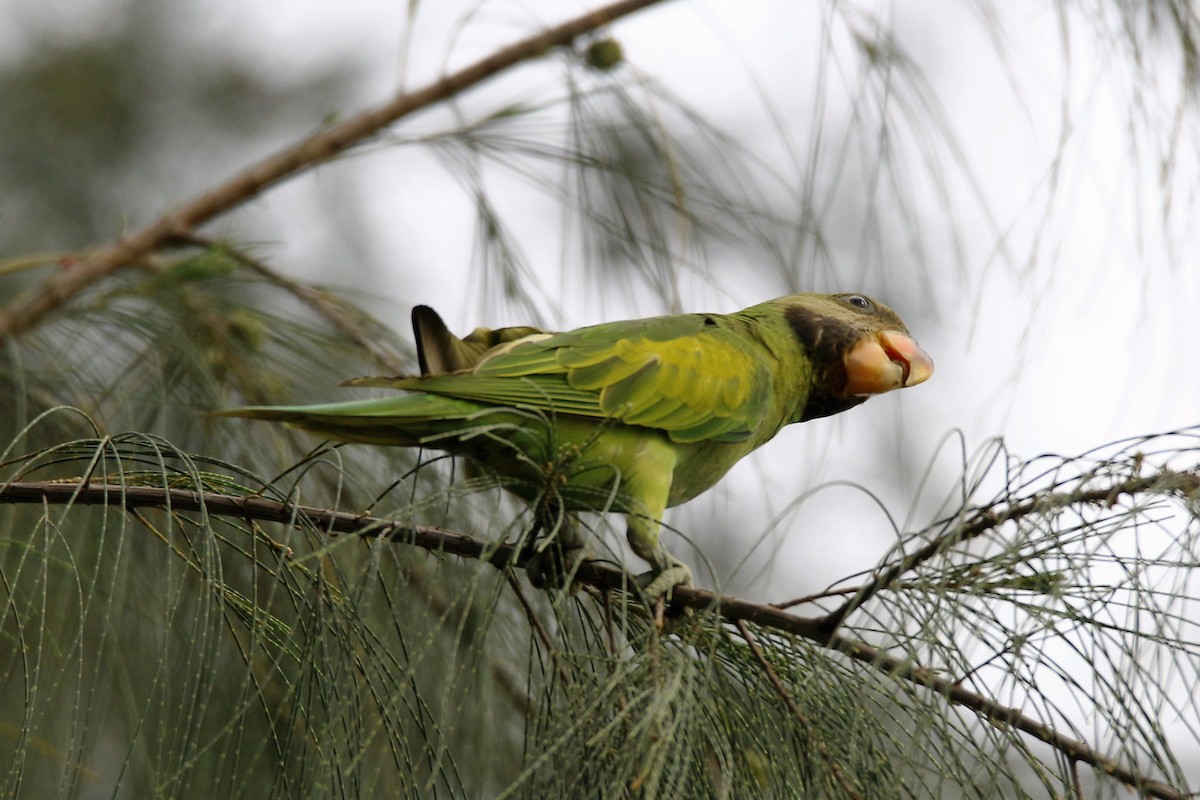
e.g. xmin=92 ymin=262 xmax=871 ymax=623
xmin=785 ymin=306 xmax=867 ymax=418
xmin=800 ymin=392 xmax=868 ymax=422
xmin=784 ymin=307 xmax=851 ymax=368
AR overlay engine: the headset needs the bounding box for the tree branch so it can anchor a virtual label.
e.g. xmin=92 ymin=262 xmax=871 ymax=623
xmin=0 ymin=0 xmax=671 ymax=342
xmin=813 ymin=467 xmax=1200 ymax=633
xmin=0 ymin=478 xmax=1189 ymax=799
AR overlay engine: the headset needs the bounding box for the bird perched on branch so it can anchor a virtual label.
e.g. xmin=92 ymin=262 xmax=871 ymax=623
xmin=218 ymin=293 xmax=933 ymax=602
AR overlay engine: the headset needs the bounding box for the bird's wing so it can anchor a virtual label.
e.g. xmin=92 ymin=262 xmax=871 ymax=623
xmin=383 ymin=314 xmax=774 ymax=444
xmin=411 ymin=304 xmax=551 ymax=375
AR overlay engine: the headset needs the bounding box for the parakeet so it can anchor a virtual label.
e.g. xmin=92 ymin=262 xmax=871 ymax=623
xmin=218 ymin=293 xmax=933 ymax=601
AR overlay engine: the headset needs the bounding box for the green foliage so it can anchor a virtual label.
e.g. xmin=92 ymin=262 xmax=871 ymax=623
xmin=0 ymin=436 xmax=512 ymax=797
xmin=0 ymin=257 xmax=407 ymax=460
xmin=3 ymin=422 xmax=1199 ymax=797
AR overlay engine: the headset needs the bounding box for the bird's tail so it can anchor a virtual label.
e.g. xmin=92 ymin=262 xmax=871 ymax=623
xmin=214 ymin=393 xmax=550 ymax=451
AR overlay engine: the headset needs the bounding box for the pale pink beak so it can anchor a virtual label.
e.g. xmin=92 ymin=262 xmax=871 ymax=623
xmin=842 ymin=330 xmax=934 ymax=396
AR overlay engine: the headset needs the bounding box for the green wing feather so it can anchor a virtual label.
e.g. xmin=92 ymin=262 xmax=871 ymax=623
xmin=377 ymin=314 xmax=773 ymax=444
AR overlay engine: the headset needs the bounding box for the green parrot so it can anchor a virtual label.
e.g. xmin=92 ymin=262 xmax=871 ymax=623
xmin=217 ymin=293 xmax=933 ymax=600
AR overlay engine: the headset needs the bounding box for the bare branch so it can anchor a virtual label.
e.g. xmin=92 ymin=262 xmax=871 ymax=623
xmin=0 ymin=0 xmax=671 ymax=341
xmin=0 ymin=477 xmax=1189 ymax=799
xmin=822 ymin=633 xmax=1186 ymax=800
xmin=814 ymin=467 xmax=1200 ymax=632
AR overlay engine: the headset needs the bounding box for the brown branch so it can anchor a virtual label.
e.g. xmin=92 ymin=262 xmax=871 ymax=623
xmin=0 ymin=0 xmax=670 ymax=342
xmin=821 ymin=633 xmax=1186 ymax=799
xmin=813 ymin=467 xmax=1200 ymax=633
xmin=0 ymin=478 xmax=1190 ymax=798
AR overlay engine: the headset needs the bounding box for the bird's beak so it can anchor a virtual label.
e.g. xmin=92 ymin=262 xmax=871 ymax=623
xmin=842 ymin=330 xmax=934 ymax=396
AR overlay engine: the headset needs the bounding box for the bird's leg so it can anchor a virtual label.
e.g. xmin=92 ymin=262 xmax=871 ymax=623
xmin=615 ymin=439 xmax=691 ymax=603
xmin=625 ymin=515 xmax=693 ymax=603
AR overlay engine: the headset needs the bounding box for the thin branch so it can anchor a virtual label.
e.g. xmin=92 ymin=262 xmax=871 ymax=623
xmin=814 ymin=467 xmax=1200 ymax=633
xmin=0 ymin=478 xmax=1190 ymax=799
xmin=821 ymin=633 xmax=1185 ymax=799
xmin=0 ymin=251 xmax=75 ymax=278
xmin=0 ymin=0 xmax=671 ymax=342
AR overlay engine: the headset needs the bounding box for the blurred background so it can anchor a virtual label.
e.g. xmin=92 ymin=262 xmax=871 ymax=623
xmin=2 ymin=0 xmax=1198 ymax=793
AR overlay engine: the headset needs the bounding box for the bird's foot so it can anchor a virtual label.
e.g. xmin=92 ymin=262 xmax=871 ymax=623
xmin=634 ymin=560 xmax=693 ymax=605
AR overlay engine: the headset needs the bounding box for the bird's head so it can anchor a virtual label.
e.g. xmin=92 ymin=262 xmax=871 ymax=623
xmin=781 ymin=292 xmax=933 ymax=422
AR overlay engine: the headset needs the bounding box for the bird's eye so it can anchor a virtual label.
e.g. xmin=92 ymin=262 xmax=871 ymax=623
xmin=846 ymin=295 xmax=871 ymax=309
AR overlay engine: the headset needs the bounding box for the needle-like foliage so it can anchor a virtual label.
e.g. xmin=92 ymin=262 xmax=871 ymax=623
xmin=2 ymin=425 xmax=1198 ymax=797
